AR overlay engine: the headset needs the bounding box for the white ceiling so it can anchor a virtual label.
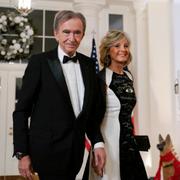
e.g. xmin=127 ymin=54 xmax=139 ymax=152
xmin=0 ymin=0 xmax=135 ymax=10
xmin=41 ymin=0 xmax=72 ymax=1
xmin=34 ymin=0 xmax=134 ymax=5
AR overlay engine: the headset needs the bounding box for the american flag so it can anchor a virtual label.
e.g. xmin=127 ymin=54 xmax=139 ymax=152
xmin=91 ymin=38 xmax=99 ymax=74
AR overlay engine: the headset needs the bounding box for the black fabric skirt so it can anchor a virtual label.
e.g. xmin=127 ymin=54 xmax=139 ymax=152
xmin=120 ymin=150 xmax=148 ymax=180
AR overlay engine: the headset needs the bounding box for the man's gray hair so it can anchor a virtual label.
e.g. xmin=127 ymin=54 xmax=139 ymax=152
xmin=53 ymin=10 xmax=86 ymax=34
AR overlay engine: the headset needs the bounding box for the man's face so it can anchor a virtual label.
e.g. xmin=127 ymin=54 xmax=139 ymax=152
xmin=54 ymin=18 xmax=84 ymax=56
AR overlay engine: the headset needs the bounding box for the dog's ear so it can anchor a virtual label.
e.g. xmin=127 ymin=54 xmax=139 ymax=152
xmin=165 ymin=134 xmax=172 ymax=145
xmin=159 ymin=134 xmax=164 ymax=143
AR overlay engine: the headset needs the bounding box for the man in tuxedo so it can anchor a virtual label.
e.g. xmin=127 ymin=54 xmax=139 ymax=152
xmin=13 ymin=10 xmax=105 ymax=180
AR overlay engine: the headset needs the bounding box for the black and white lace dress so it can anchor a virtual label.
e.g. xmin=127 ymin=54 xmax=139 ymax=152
xmin=89 ymin=68 xmax=147 ymax=180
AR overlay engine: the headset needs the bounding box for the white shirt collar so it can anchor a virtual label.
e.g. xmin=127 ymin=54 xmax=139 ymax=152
xmin=57 ymin=45 xmax=77 ymax=63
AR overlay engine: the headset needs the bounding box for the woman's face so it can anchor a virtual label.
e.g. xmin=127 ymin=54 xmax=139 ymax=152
xmin=108 ymin=37 xmax=130 ymax=66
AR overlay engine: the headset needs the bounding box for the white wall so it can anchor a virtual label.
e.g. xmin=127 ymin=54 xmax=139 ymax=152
xmin=172 ymin=0 xmax=180 ymax=161
xmin=147 ymin=0 xmax=174 ymax=176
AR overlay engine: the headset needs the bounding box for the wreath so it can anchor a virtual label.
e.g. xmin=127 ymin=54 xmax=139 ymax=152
xmin=0 ymin=11 xmax=34 ymax=61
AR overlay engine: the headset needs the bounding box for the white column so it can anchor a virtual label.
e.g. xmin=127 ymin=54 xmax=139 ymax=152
xmin=147 ymin=0 xmax=173 ymax=177
xmin=133 ymin=0 xmax=152 ymax=177
xmin=73 ymin=0 xmax=106 ymax=55
xmin=133 ymin=0 xmax=149 ymax=136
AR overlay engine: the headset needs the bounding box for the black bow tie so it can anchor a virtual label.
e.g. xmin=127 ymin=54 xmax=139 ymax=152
xmin=63 ymin=55 xmax=77 ymax=64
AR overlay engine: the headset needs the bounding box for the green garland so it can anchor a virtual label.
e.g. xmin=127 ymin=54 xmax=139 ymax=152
xmin=0 ymin=11 xmax=34 ymax=61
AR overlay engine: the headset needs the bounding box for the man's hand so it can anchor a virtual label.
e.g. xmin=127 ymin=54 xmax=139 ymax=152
xmin=18 ymin=155 xmax=34 ymax=180
xmin=92 ymin=147 xmax=106 ymax=177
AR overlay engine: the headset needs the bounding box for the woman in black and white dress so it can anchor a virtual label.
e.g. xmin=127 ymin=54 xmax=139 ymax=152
xmin=89 ymin=30 xmax=148 ymax=180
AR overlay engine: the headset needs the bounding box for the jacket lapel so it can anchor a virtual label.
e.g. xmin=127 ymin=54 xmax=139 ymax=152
xmin=47 ymin=49 xmax=73 ymax=112
xmin=47 ymin=50 xmax=92 ymax=116
xmin=98 ymin=68 xmax=107 ymax=104
xmin=77 ymin=53 xmax=91 ymax=112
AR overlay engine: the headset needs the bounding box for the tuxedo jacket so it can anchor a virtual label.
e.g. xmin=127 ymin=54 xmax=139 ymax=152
xmin=13 ymin=48 xmax=103 ymax=175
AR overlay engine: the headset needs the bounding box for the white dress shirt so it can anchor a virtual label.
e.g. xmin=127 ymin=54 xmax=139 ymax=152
xmin=57 ymin=46 xmax=84 ymax=117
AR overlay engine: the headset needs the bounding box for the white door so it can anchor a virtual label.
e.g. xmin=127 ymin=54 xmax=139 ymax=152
xmin=5 ymin=71 xmax=24 ymax=175
xmin=0 ymin=71 xmax=8 ymax=175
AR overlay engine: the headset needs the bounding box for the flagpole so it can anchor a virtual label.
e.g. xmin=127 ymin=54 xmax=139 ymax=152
xmin=91 ymin=30 xmax=96 ymax=38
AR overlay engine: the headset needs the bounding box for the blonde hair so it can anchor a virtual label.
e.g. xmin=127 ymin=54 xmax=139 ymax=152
xmin=99 ymin=30 xmax=132 ymax=67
